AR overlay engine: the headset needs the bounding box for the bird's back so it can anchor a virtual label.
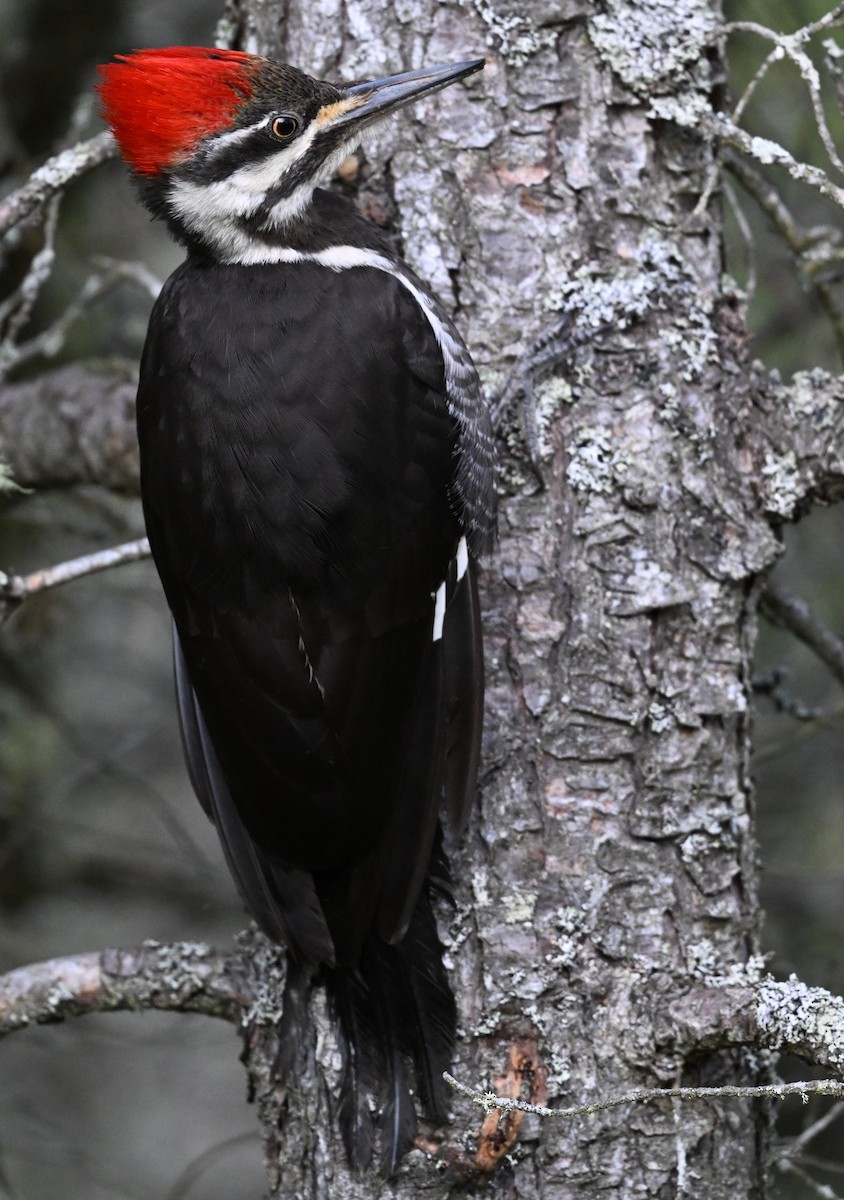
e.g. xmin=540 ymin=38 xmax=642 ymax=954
xmin=138 ymin=252 xmax=471 ymax=961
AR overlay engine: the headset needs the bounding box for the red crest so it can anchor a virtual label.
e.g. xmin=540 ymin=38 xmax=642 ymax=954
xmin=97 ymin=47 xmax=260 ymax=176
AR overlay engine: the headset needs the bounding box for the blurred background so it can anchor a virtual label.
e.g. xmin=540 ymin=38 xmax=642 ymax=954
xmin=0 ymin=2 xmax=267 ymax=1197
xmin=0 ymin=0 xmax=843 ymax=1196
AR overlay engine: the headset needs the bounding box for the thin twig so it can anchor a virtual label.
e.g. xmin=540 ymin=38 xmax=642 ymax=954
xmin=0 ymin=538 xmax=151 ymax=623
xmin=777 ymin=1157 xmax=843 ymax=1200
xmin=720 ymin=5 xmax=844 ymax=46
xmin=0 ymin=130 xmax=117 ymax=236
xmin=793 ymin=1152 xmax=844 ymax=1178
xmin=443 ymin=1072 xmax=844 ymax=1119
xmin=726 ymin=153 xmax=844 ymax=358
xmin=165 ymin=1132 xmax=260 ymax=1200
xmin=5 ymin=259 xmax=162 ymax=376
xmin=761 ymin=581 xmax=844 ymax=688
xmin=723 ymin=177 xmax=758 ymax=300
xmin=755 ymin=699 xmax=844 ymax=764
xmin=752 ymin=668 xmax=823 ymax=722
xmin=775 ymin=1101 xmax=844 ymax=1164
xmin=0 ymin=195 xmax=61 ymax=381
xmin=704 ymin=114 xmax=844 ymax=211
xmin=731 ymin=45 xmax=783 ymax=127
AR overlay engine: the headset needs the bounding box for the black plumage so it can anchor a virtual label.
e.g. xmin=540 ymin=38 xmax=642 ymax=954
xmin=101 ymin=47 xmax=495 ymax=1171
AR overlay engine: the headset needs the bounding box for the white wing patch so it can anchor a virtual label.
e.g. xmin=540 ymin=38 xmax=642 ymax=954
xmin=456 ymin=535 xmax=469 ymax=582
xmin=432 ymin=580 xmax=447 ymax=642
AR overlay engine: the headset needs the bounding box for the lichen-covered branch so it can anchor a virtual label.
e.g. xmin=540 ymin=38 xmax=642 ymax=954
xmin=748 ymin=367 xmax=844 ymax=516
xmin=0 ymin=131 xmax=116 ymax=236
xmin=445 ymin=1072 xmax=844 ymax=1120
xmin=727 ymin=152 xmax=844 ymax=359
xmin=0 ymin=363 xmax=139 ymax=491
xmin=0 ymin=942 xmax=245 ymax=1035
xmin=665 ymin=974 xmax=844 ymax=1076
xmin=704 ymin=113 xmax=844 ymax=209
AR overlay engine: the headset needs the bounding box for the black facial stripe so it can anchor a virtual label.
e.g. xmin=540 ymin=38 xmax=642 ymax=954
xmin=183 ymin=126 xmax=288 ymax=184
xmin=248 ymin=131 xmax=348 ymax=223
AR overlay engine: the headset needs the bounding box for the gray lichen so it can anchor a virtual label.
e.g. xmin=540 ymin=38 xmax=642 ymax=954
xmin=466 ymin=0 xmax=557 ymax=66
xmin=589 ymin=0 xmax=717 ymax=96
xmin=756 ymin=977 xmax=844 ymax=1075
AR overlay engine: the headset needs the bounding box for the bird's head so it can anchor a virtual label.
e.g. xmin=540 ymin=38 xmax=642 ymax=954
xmin=97 ymin=46 xmax=483 ymax=262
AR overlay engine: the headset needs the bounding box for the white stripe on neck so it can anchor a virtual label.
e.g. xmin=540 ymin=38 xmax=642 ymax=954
xmin=223 ymin=244 xmax=472 ymax=400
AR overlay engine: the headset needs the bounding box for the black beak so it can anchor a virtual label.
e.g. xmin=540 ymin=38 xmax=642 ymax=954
xmin=330 ymin=59 xmax=485 ymax=132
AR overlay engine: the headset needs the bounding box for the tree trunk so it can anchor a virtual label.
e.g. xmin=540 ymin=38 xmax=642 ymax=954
xmin=222 ymin=0 xmax=783 ymax=1195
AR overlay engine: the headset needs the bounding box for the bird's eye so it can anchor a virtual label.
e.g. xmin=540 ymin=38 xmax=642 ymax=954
xmin=270 ymin=114 xmax=301 ymax=141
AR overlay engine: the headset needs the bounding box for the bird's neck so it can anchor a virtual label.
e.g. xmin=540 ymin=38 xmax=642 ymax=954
xmin=149 ymin=176 xmax=395 ymax=267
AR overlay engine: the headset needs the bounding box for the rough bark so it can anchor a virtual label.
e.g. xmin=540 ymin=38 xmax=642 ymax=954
xmin=3 ymin=0 xmax=843 ymax=1195
xmin=217 ymin=0 xmax=792 ymax=1195
xmin=0 ymin=362 xmax=139 ymax=492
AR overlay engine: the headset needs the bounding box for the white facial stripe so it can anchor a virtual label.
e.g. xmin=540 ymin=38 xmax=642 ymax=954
xmin=167 ymin=121 xmax=326 ymax=251
xmin=230 ymin=121 xmax=321 ymax=193
xmin=265 ymin=182 xmax=317 ymax=229
xmin=204 ymin=115 xmax=272 ymax=158
xmin=219 ymin=242 xmax=473 ymax=426
xmin=266 ymin=139 xmax=358 ymax=229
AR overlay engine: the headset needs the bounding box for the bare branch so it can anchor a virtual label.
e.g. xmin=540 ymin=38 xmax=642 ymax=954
xmin=727 ymin=153 xmax=844 ymax=358
xmin=0 ymin=942 xmax=245 ymax=1036
xmin=774 ymin=1101 xmax=844 ymax=1164
xmin=730 ymin=44 xmax=782 ymax=127
xmin=761 ymin=581 xmax=844 ymax=688
xmin=0 ymin=537 xmax=151 ymax=623
xmin=444 ymin=1071 xmax=844 ymax=1120
xmin=0 ymin=363 xmax=139 ymax=492
xmin=0 ymin=131 xmax=117 ymax=237
xmin=6 ymin=258 xmax=161 ymax=376
xmin=0 ymin=196 xmax=61 ymax=381
xmin=777 ymin=1158 xmax=844 ymax=1199
xmin=723 ymin=177 xmax=758 ymax=301
xmin=755 ymin=700 xmax=844 ymax=765
xmin=704 ymin=114 xmax=844 ymax=211
xmin=721 ymin=5 xmax=844 ymax=48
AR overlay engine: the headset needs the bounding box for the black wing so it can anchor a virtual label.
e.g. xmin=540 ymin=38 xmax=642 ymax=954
xmin=138 ymin=257 xmax=488 ymax=965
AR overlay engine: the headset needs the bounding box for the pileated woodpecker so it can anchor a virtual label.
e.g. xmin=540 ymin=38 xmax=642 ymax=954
xmin=98 ymin=46 xmax=496 ymax=1170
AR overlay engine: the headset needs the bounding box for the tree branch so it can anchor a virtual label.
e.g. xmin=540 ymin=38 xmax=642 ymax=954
xmin=726 ymin=152 xmax=844 ymax=360
xmin=0 ymin=942 xmax=246 ymax=1035
xmin=0 ymin=362 xmax=139 ymax=491
xmin=444 ymin=1072 xmax=844 ymax=1119
xmin=0 ymin=131 xmax=117 ymax=236
xmin=447 ymin=973 xmax=844 ymax=1122
xmin=748 ymin=366 xmax=844 ymax=517
xmin=760 ymin=580 xmax=844 ymax=688
xmin=704 ymin=113 xmax=844 ymax=210
xmin=0 ymin=538 xmax=151 ymax=622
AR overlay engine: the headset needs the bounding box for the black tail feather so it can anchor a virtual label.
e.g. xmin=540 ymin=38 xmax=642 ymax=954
xmin=395 ymin=890 xmax=456 ymax=1122
xmin=364 ymin=937 xmax=419 ymax=1176
xmin=328 ymin=884 xmax=456 ymax=1175
xmin=333 ymin=964 xmax=379 ymax=1171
